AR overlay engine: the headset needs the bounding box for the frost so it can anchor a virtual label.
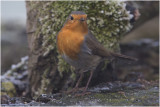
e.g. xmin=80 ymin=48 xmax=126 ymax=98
xmin=100 ymin=10 xmax=104 ymax=14
xmin=105 ymin=12 xmax=112 ymax=16
xmin=51 ymin=14 xmax=55 ymax=17
xmin=122 ymin=17 xmax=130 ymax=20
xmin=39 ymin=17 xmax=43 ymax=22
xmin=11 ymin=65 xmax=17 ymax=70
xmin=90 ymin=17 xmax=96 ymax=21
xmin=116 ymin=28 xmax=120 ymax=32
xmin=129 ymin=14 xmax=134 ymax=19
xmin=117 ymin=11 xmax=121 ymax=15
xmin=44 ymin=15 xmax=49 ymax=19
xmin=21 ymin=56 xmax=29 ymax=63
xmin=122 ymin=2 xmax=127 ymax=10
xmin=1 ymin=56 xmax=29 ymax=81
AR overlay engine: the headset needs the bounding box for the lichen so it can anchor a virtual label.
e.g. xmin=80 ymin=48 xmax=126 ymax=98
xmin=1 ymin=82 xmax=16 ymax=97
xmin=31 ymin=0 xmax=133 ymax=79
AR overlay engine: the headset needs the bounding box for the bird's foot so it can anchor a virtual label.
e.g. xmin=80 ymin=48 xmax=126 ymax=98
xmin=75 ymin=87 xmax=91 ymax=96
xmin=75 ymin=91 xmax=91 ymax=96
xmin=65 ymin=87 xmax=85 ymax=94
xmin=65 ymin=88 xmax=77 ymax=94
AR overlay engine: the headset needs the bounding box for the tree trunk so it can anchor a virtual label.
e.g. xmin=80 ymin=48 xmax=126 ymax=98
xmin=26 ymin=1 xmax=133 ymax=97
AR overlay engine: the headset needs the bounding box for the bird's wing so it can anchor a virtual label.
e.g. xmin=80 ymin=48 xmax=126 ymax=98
xmin=84 ymin=31 xmax=112 ymax=58
xmin=84 ymin=31 xmax=138 ymax=61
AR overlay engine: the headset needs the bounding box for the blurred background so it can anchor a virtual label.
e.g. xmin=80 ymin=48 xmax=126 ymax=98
xmin=1 ymin=1 xmax=159 ymax=81
xmin=1 ymin=1 xmax=28 ymax=74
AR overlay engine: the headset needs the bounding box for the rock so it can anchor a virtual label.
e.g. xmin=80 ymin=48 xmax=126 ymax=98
xmin=44 ymin=81 xmax=159 ymax=106
xmin=36 ymin=94 xmax=52 ymax=103
xmin=1 ymin=81 xmax=158 ymax=106
xmin=1 ymin=95 xmax=10 ymax=104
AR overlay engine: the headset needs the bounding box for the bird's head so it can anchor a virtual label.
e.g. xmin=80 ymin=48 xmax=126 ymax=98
xmin=63 ymin=11 xmax=88 ymax=33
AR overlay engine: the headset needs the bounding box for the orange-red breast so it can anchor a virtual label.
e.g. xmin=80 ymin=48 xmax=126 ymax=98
xmin=57 ymin=11 xmax=137 ymax=95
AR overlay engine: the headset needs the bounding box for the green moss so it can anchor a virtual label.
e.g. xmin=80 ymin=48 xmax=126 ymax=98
xmin=38 ymin=68 xmax=51 ymax=95
xmin=93 ymin=93 xmax=127 ymax=103
xmin=1 ymin=82 xmax=16 ymax=97
xmin=31 ymin=0 xmax=132 ymax=78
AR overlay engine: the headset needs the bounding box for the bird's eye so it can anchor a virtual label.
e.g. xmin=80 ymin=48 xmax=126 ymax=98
xmin=70 ymin=16 xmax=74 ymax=20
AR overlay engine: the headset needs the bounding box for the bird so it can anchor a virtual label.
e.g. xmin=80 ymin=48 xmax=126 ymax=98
xmin=57 ymin=11 xmax=137 ymax=95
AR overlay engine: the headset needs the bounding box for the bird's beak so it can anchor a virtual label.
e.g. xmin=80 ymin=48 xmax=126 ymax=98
xmin=79 ymin=18 xmax=85 ymax=22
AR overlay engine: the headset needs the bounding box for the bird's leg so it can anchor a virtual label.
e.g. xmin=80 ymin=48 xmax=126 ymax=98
xmin=75 ymin=70 xmax=94 ymax=96
xmin=83 ymin=70 xmax=94 ymax=93
xmin=75 ymin=72 xmax=84 ymax=89
xmin=66 ymin=72 xmax=84 ymax=93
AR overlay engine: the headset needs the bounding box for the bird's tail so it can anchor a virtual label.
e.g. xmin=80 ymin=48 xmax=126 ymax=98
xmin=111 ymin=52 xmax=138 ymax=61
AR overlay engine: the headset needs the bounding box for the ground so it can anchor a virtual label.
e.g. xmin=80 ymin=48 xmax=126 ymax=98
xmin=1 ymin=80 xmax=159 ymax=106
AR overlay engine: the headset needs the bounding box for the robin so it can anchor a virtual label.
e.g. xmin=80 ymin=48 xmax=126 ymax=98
xmin=57 ymin=11 xmax=137 ymax=95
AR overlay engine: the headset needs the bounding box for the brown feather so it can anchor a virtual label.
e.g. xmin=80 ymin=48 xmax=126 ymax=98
xmin=85 ymin=32 xmax=138 ymax=61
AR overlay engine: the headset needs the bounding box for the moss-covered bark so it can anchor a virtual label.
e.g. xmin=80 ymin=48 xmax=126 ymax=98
xmin=26 ymin=1 xmax=133 ymax=97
